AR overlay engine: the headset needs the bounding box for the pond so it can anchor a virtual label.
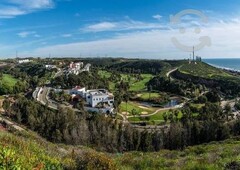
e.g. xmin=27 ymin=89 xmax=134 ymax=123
xmin=164 ymin=99 xmax=179 ymax=108
xmin=137 ymin=97 xmax=181 ymax=108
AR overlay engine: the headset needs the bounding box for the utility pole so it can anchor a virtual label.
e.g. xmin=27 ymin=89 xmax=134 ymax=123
xmin=16 ymin=50 xmax=18 ymax=58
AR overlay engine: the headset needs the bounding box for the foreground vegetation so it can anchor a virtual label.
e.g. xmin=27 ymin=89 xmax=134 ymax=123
xmin=115 ymin=137 xmax=240 ymax=170
xmin=0 ymin=131 xmax=74 ymax=169
xmin=1 ymin=129 xmax=240 ymax=170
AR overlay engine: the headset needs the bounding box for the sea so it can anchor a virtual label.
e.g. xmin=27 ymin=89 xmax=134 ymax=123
xmin=203 ymin=58 xmax=240 ymax=72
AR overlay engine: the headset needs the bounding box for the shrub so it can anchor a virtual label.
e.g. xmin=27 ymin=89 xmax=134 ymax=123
xmin=76 ymin=151 xmax=116 ymax=170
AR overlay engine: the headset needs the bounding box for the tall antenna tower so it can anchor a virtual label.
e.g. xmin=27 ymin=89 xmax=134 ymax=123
xmin=193 ymin=46 xmax=195 ymax=61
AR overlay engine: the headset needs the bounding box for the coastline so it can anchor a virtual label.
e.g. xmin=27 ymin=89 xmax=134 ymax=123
xmin=204 ymin=61 xmax=240 ymax=73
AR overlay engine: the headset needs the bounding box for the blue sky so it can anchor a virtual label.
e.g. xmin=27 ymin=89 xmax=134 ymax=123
xmin=1 ymin=0 xmax=240 ymax=59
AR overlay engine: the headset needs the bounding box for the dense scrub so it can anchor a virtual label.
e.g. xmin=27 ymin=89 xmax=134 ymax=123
xmin=0 ymin=131 xmax=74 ymax=169
xmin=1 ymin=128 xmax=240 ymax=170
xmin=115 ymin=137 xmax=240 ymax=170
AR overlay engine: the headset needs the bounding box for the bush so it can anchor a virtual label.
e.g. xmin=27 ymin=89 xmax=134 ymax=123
xmin=76 ymin=151 xmax=116 ymax=170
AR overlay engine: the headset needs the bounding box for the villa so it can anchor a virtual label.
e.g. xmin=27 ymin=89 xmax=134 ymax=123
xmin=67 ymin=62 xmax=91 ymax=75
xmin=85 ymin=89 xmax=114 ymax=108
xmin=69 ymin=86 xmax=114 ymax=114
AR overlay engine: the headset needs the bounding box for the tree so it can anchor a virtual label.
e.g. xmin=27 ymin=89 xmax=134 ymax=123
xmin=163 ymin=112 xmax=168 ymax=124
xmin=131 ymin=109 xmax=138 ymax=116
xmin=3 ymin=99 xmax=11 ymax=116
xmin=224 ymin=103 xmax=232 ymax=121
xmin=148 ymin=85 xmax=153 ymax=100
xmin=123 ymin=93 xmax=130 ymax=113
xmin=206 ymin=91 xmax=221 ymax=103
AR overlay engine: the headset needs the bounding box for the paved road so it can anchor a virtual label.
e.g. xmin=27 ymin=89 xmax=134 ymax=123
xmin=54 ymin=69 xmax=63 ymax=78
xmin=0 ymin=116 xmax=25 ymax=131
xmin=37 ymin=87 xmax=58 ymax=110
xmin=166 ymin=68 xmax=178 ymax=78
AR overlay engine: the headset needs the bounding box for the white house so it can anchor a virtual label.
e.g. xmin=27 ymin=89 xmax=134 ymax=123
xmin=68 ymin=87 xmax=114 ymax=114
xmin=86 ymin=89 xmax=114 ymax=108
xmin=69 ymin=86 xmax=86 ymax=98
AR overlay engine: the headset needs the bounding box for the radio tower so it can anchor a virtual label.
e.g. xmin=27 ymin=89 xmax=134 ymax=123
xmin=193 ymin=46 xmax=195 ymax=61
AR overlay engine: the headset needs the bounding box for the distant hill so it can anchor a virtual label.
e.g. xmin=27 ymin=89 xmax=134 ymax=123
xmin=106 ymin=60 xmax=185 ymax=75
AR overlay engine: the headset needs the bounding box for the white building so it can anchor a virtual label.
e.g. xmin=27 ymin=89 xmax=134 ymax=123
xmin=18 ymin=59 xmax=32 ymax=64
xmin=68 ymin=87 xmax=114 ymax=114
xmin=69 ymin=86 xmax=86 ymax=98
xmin=67 ymin=62 xmax=91 ymax=75
xmin=86 ymin=89 xmax=114 ymax=108
xmin=45 ymin=65 xmax=57 ymax=69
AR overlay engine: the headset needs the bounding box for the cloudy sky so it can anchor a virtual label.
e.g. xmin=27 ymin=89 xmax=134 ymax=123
xmin=0 ymin=0 xmax=240 ymax=59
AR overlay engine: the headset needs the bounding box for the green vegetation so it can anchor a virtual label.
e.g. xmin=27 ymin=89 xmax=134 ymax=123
xmin=138 ymin=92 xmax=161 ymax=100
xmin=179 ymin=62 xmax=233 ymax=79
xmin=120 ymin=101 xmax=155 ymax=115
xmin=0 ymin=131 xmax=74 ymax=169
xmin=2 ymin=127 xmax=240 ymax=170
xmin=98 ymin=70 xmax=112 ymax=79
xmin=98 ymin=70 xmax=153 ymax=92
xmin=0 ymin=74 xmax=19 ymax=95
xmin=115 ymin=137 xmax=240 ymax=170
xmin=128 ymin=110 xmax=183 ymax=123
xmin=1 ymin=74 xmax=18 ymax=87
xmin=129 ymin=74 xmax=153 ymax=91
xmin=176 ymin=62 xmax=240 ymax=97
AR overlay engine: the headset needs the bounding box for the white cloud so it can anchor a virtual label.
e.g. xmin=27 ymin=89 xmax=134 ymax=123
xmin=82 ymin=20 xmax=166 ymax=32
xmin=0 ymin=0 xmax=54 ymax=18
xmin=85 ymin=22 xmax=117 ymax=32
xmin=31 ymin=19 xmax=240 ymax=59
xmin=17 ymin=31 xmax=39 ymax=38
xmin=8 ymin=0 xmax=54 ymax=9
xmin=61 ymin=34 xmax=72 ymax=38
xmin=153 ymin=14 xmax=162 ymax=20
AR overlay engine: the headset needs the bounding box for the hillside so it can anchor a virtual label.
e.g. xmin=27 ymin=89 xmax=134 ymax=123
xmin=174 ymin=61 xmax=240 ymax=96
xmin=179 ymin=62 xmax=240 ymax=82
xmin=116 ymin=137 xmax=240 ymax=170
xmin=1 ymin=129 xmax=240 ymax=170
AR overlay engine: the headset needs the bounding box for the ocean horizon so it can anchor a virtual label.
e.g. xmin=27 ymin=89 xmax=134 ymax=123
xmin=203 ymin=58 xmax=240 ymax=71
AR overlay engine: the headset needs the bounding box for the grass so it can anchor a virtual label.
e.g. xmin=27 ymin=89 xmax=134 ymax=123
xmin=98 ymin=70 xmax=112 ymax=79
xmin=179 ymin=62 xmax=236 ymax=80
xmin=129 ymin=74 xmax=153 ymax=91
xmin=1 ymin=74 xmax=18 ymax=87
xmin=98 ymin=70 xmax=153 ymax=92
xmin=120 ymin=101 xmax=156 ymax=115
xmin=138 ymin=92 xmax=160 ymax=100
xmin=128 ymin=110 xmax=183 ymax=122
